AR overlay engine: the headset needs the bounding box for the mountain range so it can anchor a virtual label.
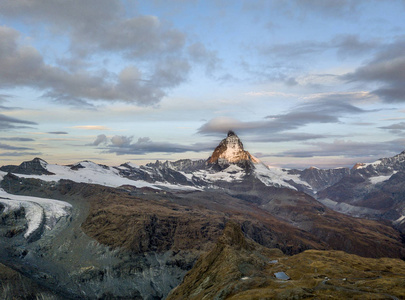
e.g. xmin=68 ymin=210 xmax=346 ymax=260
xmin=0 ymin=131 xmax=404 ymax=299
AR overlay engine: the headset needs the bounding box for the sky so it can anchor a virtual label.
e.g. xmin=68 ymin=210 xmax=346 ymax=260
xmin=1 ymin=0 xmax=405 ymax=169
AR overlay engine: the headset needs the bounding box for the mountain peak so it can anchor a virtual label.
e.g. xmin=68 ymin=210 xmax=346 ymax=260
xmin=208 ymin=131 xmax=260 ymax=164
xmin=227 ymin=130 xmax=236 ymax=137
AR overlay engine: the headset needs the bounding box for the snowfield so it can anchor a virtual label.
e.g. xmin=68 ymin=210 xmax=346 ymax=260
xmin=11 ymin=161 xmax=198 ymax=191
xmin=193 ymin=164 xmax=245 ymax=183
xmin=0 ymin=188 xmax=72 ymax=239
xmin=254 ymin=163 xmax=312 ymax=191
xmin=368 ymin=172 xmax=397 ymax=184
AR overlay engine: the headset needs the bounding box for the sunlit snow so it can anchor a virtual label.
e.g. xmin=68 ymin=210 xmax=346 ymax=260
xmin=10 ymin=161 xmax=197 ymax=191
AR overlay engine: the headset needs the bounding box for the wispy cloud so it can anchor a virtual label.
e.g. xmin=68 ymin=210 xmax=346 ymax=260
xmin=0 ymin=137 xmax=35 ymax=142
xmin=273 ymin=139 xmax=405 ymax=158
xmin=198 ymin=98 xmax=373 ymax=135
xmin=343 ymin=37 xmax=405 ymax=103
xmin=47 ymin=131 xmax=69 ymax=135
xmin=72 ymin=125 xmax=110 ymax=130
xmin=0 ymin=142 xmax=34 ymax=151
xmin=0 ymin=113 xmax=37 ymax=130
xmin=92 ymin=135 xmax=215 ymax=155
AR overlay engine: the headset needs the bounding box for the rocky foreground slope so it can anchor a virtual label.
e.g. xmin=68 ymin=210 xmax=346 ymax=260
xmin=168 ymin=222 xmax=405 ymax=300
xmin=0 ymin=131 xmax=405 ymax=298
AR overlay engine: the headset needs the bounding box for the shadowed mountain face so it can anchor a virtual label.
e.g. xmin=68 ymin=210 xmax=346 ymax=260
xmin=1 ymin=131 xmax=405 ymax=298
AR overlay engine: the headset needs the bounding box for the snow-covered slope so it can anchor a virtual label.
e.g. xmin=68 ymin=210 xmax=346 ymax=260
xmin=3 ymin=160 xmax=198 ymax=191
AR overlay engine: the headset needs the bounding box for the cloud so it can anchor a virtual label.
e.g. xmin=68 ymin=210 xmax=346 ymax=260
xmin=248 ymin=133 xmax=329 ymax=143
xmin=111 ymin=135 xmax=133 ymax=147
xmin=99 ymin=135 xmax=215 ymax=155
xmin=291 ymin=0 xmax=369 ymax=18
xmin=273 ymin=139 xmax=405 ymax=158
xmin=0 ymin=151 xmax=42 ymax=157
xmin=379 ymin=122 xmax=405 ymax=134
xmin=198 ymin=98 xmax=371 ymax=135
xmin=0 ymin=94 xmax=21 ymax=110
xmin=72 ymin=125 xmax=110 ymax=130
xmin=0 ymin=137 xmax=35 ymax=142
xmin=0 ymin=1 xmax=185 ymax=58
xmin=260 ymin=34 xmax=379 ymax=60
xmin=302 ymin=91 xmax=378 ymax=103
xmin=92 ymin=134 xmax=108 ymax=146
xmin=0 ymin=142 xmax=34 ymax=151
xmin=0 ymin=113 xmax=37 ymax=130
xmin=188 ymin=42 xmax=220 ymax=75
xmin=0 ymin=0 xmax=200 ymax=107
xmin=47 ymin=131 xmax=68 ymax=135
xmin=0 ymin=27 xmax=188 ymax=106
xmin=343 ymin=37 xmax=405 ymax=103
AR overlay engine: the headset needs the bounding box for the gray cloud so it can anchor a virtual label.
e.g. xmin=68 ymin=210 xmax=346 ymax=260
xmin=0 ymin=151 xmax=42 ymax=157
xmin=47 ymin=131 xmax=68 ymax=135
xmin=273 ymin=139 xmax=405 ymax=159
xmin=248 ymin=133 xmax=329 ymax=143
xmin=111 ymin=135 xmax=133 ymax=147
xmin=100 ymin=135 xmax=215 ymax=155
xmin=0 ymin=142 xmax=34 ymax=151
xmin=188 ymin=42 xmax=220 ymax=75
xmin=0 ymin=1 xmax=185 ymax=58
xmin=1 ymin=137 xmax=35 ymax=142
xmin=0 ymin=26 xmax=190 ymax=107
xmin=198 ymin=98 xmax=371 ymax=135
xmin=0 ymin=113 xmax=37 ymax=130
xmin=0 ymin=0 xmax=201 ymax=107
xmin=343 ymin=37 xmax=405 ymax=103
xmin=261 ymin=34 xmax=379 ymax=60
xmin=291 ymin=0 xmax=369 ymax=18
xmin=379 ymin=122 xmax=405 ymax=134
xmin=0 ymin=94 xmax=21 ymax=110
xmin=91 ymin=134 xmax=108 ymax=146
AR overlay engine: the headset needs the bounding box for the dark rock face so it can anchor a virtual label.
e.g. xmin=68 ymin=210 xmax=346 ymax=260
xmin=290 ymin=167 xmax=351 ymax=192
xmin=0 ymin=262 xmax=64 ymax=300
xmin=0 ymin=158 xmax=54 ymax=175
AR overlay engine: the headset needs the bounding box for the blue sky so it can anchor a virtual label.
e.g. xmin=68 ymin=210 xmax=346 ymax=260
xmin=1 ymin=0 xmax=405 ymax=168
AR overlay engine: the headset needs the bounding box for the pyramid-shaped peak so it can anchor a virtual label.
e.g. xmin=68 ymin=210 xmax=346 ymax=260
xmin=208 ymin=131 xmax=259 ymax=164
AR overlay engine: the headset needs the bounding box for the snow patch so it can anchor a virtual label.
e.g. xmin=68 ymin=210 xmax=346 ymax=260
xmin=394 ymin=215 xmax=405 ymax=225
xmin=318 ymin=198 xmax=380 ymax=218
xmin=369 ymin=172 xmax=396 ymax=184
xmin=254 ymin=164 xmax=312 ymax=190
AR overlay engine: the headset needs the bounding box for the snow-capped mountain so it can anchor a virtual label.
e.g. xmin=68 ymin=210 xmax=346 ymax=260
xmin=1 ymin=131 xmax=405 ymax=229
xmin=208 ymin=131 xmax=259 ymax=165
xmin=2 ymin=132 xmax=404 ymax=195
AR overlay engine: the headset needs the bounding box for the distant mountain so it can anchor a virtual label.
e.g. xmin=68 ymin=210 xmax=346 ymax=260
xmin=317 ymin=151 xmax=405 ymax=232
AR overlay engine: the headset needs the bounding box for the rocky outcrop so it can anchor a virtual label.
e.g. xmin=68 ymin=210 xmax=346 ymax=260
xmin=0 ymin=158 xmax=54 ymax=175
xmin=168 ymin=223 xmax=405 ymax=300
